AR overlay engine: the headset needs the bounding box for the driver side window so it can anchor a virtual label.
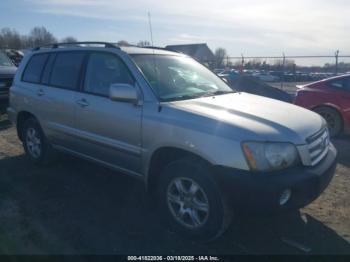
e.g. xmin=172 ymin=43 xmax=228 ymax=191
xmin=84 ymin=52 xmax=134 ymax=97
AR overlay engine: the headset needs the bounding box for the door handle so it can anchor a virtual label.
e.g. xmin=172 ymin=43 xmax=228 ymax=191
xmin=37 ymin=89 xmax=44 ymax=96
xmin=76 ymin=98 xmax=89 ymax=107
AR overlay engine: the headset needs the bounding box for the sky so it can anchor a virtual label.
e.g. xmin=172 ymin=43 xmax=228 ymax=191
xmin=0 ymin=0 xmax=349 ymax=65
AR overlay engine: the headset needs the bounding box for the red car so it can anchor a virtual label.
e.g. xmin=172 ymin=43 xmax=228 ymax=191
xmin=294 ymin=74 xmax=350 ymax=136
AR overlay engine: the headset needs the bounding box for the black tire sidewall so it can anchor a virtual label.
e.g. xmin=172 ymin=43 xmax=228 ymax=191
xmin=158 ymin=157 xmax=228 ymax=241
xmin=22 ymin=118 xmax=49 ymax=165
xmin=315 ymin=107 xmax=342 ymax=136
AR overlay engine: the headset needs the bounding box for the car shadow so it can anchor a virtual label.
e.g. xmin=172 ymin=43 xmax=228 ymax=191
xmin=0 ymin=154 xmax=349 ymax=254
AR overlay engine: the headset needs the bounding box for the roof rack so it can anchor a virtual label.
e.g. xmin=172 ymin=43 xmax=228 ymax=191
xmin=32 ymin=42 xmax=120 ymax=51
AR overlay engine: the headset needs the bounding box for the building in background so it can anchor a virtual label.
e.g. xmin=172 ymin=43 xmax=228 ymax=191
xmin=166 ymin=43 xmax=214 ymax=66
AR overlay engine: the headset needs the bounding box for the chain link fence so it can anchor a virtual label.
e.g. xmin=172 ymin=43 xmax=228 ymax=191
xmin=215 ymin=52 xmax=350 ymax=94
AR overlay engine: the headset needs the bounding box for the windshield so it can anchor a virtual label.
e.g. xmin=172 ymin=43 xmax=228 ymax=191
xmin=131 ymin=54 xmax=233 ymax=101
xmin=0 ymin=51 xmax=13 ymax=67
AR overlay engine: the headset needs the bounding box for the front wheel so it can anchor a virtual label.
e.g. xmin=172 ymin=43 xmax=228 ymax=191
xmin=158 ymin=157 xmax=231 ymax=241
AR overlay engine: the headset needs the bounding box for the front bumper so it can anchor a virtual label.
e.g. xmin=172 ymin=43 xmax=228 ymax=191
xmin=212 ymin=143 xmax=337 ymax=213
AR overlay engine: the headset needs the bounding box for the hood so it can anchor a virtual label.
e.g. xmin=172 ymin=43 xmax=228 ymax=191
xmin=166 ymin=92 xmax=324 ymax=144
xmin=0 ymin=65 xmax=17 ymax=76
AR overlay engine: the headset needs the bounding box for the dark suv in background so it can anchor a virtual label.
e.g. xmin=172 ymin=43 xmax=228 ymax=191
xmin=0 ymin=50 xmax=17 ymax=114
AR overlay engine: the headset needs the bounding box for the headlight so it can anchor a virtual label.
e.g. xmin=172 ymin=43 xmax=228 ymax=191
xmin=242 ymin=142 xmax=299 ymax=172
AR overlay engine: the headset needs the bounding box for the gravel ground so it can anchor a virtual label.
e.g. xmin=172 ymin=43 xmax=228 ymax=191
xmin=0 ymin=115 xmax=349 ymax=255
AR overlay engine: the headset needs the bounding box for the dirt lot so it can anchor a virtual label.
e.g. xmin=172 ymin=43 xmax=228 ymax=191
xmin=0 ymin=115 xmax=349 ymax=254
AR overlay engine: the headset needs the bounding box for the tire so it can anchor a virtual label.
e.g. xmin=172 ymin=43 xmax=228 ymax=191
xmin=158 ymin=156 xmax=232 ymax=241
xmin=22 ymin=118 xmax=55 ymax=165
xmin=314 ymin=107 xmax=342 ymax=137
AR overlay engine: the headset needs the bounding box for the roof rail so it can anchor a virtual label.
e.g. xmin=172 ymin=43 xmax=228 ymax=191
xmin=32 ymin=42 xmax=120 ymax=51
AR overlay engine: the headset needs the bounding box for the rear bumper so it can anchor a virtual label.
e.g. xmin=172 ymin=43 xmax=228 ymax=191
xmin=212 ymin=143 xmax=337 ymax=213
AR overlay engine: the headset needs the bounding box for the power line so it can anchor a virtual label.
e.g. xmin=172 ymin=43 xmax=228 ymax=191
xmin=227 ymin=55 xmax=350 ymax=59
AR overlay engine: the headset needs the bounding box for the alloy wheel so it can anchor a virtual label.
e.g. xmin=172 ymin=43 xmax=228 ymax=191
xmin=25 ymin=127 xmax=42 ymax=158
xmin=167 ymin=177 xmax=210 ymax=229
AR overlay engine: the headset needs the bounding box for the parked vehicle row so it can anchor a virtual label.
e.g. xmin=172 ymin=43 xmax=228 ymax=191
xmin=7 ymin=42 xmax=337 ymax=241
xmin=213 ymin=68 xmax=343 ymax=83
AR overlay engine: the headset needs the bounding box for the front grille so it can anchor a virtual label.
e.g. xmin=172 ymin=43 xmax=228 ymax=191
xmin=306 ymin=128 xmax=330 ymax=166
xmin=0 ymin=77 xmax=13 ymax=94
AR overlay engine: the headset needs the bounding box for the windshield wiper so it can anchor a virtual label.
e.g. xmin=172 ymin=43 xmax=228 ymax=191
xmin=161 ymin=90 xmax=234 ymax=102
xmin=161 ymin=93 xmax=208 ymax=102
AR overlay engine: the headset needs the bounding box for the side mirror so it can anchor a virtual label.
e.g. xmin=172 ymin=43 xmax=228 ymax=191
xmin=109 ymin=83 xmax=138 ymax=103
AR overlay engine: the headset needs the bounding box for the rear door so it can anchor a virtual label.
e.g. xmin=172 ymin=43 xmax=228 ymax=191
xmin=20 ymin=53 xmax=49 ymax=122
xmin=39 ymin=51 xmax=86 ymax=149
xmin=74 ymin=51 xmax=142 ymax=175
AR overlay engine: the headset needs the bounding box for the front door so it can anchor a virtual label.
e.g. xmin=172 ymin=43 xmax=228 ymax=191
xmin=74 ymin=51 xmax=142 ymax=175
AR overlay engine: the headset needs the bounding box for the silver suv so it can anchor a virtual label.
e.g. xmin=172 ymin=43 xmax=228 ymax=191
xmin=8 ymin=42 xmax=337 ymax=240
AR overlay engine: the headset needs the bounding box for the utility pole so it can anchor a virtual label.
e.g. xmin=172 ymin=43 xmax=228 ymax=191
xmin=281 ymin=52 xmax=286 ymax=90
xmin=335 ymin=50 xmax=339 ymax=75
xmin=240 ymin=54 xmax=244 ymax=73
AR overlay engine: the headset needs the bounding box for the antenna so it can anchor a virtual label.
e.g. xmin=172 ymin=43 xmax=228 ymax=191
xmin=147 ymin=12 xmax=161 ymax=110
xmin=148 ymin=12 xmax=154 ymax=47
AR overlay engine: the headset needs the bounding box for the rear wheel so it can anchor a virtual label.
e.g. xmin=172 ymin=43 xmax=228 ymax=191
xmin=158 ymin=157 xmax=232 ymax=241
xmin=314 ymin=107 xmax=342 ymax=137
xmin=22 ymin=118 xmax=55 ymax=165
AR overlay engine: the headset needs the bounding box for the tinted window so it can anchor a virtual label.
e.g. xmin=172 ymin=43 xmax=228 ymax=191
xmin=50 ymin=52 xmax=85 ymax=90
xmin=344 ymin=78 xmax=350 ymax=91
xmin=330 ymin=78 xmax=350 ymax=91
xmin=41 ymin=54 xmax=56 ymax=85
xmin=22 ymin=54 xmax=48 ymax=83
xmin=330 ymin=79 xmax=343 ymax=88
xmin=84 ymin=52 xmax=134 ymax=96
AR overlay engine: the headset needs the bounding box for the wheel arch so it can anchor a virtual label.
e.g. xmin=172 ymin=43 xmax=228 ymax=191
xmin=146 ymin=146 xmax=211 ymax=193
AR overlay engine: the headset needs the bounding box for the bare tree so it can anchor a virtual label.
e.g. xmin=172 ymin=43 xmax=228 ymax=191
xmin=137 ymin=40 xmax=151 ymax=47
xmin=61 ymin=36 xmax=78 ymax=43
xmin=27 ymin=26 xmax=57 ymax=48
xmin=214 ymin=48 xmax=227 ymax=68
xmin=0 ymin=28 xmax=22 ymax=49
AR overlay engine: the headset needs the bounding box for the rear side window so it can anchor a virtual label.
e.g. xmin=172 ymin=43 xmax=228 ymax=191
xmin=22 ymin=54 xmax=49 ymax=83
xmin=41 ymin=54 xmax=56 ymax=85
xmin=50 ymin=52 xmax=85 ymax=90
